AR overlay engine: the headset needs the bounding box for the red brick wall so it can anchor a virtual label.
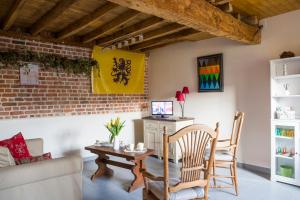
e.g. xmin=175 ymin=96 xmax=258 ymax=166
xmin=0 ymin=36 xmax=149 ymax=119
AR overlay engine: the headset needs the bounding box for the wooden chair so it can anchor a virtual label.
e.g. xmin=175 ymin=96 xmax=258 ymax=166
xmin=143 ymin=124 xmax=219 ymax=200
xmin=210 ymin=112 xmax=245 ymax=196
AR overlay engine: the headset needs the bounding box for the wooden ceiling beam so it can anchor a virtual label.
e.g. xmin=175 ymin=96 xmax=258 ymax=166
xmin=106 ymin=0 xmax=261 ymax=44
xmin=139 ymin=24 xmax=186 ymax=44
xmin=1 ymin=0 xmax=27 ymax=31
xmin=82 ymin=10 xmax=140 ymax=43
xmin=30 ymin=0 xmax=78 ymax=36
xmin=57 ymin=2 xmax=118 ymax=39
xmin=140 ymin=41 xmax=178 ymax=52
xmin=0 ymin=29 xmax=91 ymax=48
xmin=130 ymin=28 xmax=199 ymax=50
xmin=96 ymin=16 xmax=164 ymax=46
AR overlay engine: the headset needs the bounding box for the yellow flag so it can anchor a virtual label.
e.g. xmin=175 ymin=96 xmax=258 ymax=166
xmin=92 ymin=46 xmax=145 ymax=94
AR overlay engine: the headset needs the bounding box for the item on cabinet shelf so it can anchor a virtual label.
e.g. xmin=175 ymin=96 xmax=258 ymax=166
xmin=104 ymin=117 xmax=125 ymax=144
xmin=276 ymin=146 xmax=295 ymax=157
xmin=275 ymin=128 xmax=294 ymax=137
xmin=283 ymin=83 xmax=290 ymax=96
xmin=283 ymin=64 xmax=288 ymax=76
xmin=280 ymin=165 xmax=294 ymax=178
xmin=276 ymin=128 xmax=280 ymax=136
xmin=280 ymin=51 xmax=295 ymax=59
xmin=290 ymin=148 xmax=295 ymax=155
xmin=282 ymin=147 xmax=287 ymax=154
xmin=275 ymin=106 xmax=296 ymax=120
xmin=276 ymin=147 xmax=280 ymax=154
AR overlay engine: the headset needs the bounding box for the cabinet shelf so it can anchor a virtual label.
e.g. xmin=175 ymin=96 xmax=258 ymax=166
xmin=275 ymin=154 xmax=294 ymax=160
xmin=273 ymin=74 xmax=300 ymax=80
xmin=272 ymin=119 xmax=300 ymax=122
xmin=272 ymin=95 xmax=300 ymax=98
xmin=275 ymin=136 xmax=294 ymax=140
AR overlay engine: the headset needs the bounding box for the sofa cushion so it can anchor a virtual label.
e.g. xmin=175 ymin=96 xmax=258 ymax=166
xmin=0 ymin=147 xmax=16 ymax=168
xmin=0 ymin=133 xmax=32 ymax=159
xmin=15 ymin=152 xmax=52 ymax=165
xmin=25 ymin=138 xmax=43 ymax=156
xmin=148 ymin=178 xmax=204 ymax=200
xmin=0 ymin=155 xmax=83 ymax=191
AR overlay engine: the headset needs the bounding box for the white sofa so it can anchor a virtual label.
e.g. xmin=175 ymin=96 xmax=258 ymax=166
xmin=0 ymin=138 xmax=83 ymax=200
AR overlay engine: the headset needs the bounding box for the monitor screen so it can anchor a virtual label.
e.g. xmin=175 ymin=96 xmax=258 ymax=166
xmin=151 ymin=101 xmax=173 ymax=116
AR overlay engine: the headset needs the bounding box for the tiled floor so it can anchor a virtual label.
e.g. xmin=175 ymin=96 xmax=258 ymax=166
xmin=83 ymin=157 xmax=300 ymax=200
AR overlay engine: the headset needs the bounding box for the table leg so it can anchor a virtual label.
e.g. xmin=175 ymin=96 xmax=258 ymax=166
xmin=128 ymin=159 xmax=145 ymax=192
xmin=91 ymin=154 xmax=114 ymax=181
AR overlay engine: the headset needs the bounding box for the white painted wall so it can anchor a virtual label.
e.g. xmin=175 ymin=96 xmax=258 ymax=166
xmin=148 ymin=9 xmax=300 ymax=168
xmin=0 ymin=112 xmax=145 ymax=158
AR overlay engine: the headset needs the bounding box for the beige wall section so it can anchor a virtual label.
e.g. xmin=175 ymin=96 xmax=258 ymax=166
xmin=148 ymin=9 xmax=300 ymax=168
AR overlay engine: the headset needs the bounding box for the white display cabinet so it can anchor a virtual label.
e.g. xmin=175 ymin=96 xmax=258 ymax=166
xmin=143 ymin=117 xmax=194 ymax=164
xmin=270 ymin=56 xmax=300 ymax=186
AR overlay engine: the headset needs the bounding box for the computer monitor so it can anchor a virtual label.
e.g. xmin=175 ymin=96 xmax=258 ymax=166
xmin=151 ymin=101 xmax=173 ymax=118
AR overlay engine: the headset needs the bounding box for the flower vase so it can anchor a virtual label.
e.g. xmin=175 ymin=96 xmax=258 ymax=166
xmin=113 ymin=137 xmax=120 ymax=150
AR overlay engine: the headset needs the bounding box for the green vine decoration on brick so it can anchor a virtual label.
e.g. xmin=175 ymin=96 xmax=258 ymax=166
xmin=0 ymin=50 xmax=98 ymax=76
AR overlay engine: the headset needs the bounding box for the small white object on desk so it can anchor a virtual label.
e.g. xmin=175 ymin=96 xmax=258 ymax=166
xmin=137 ymin=143 xmax=144 ymax=151
xmin=128 ymin=144 xmax=135 ymax=151
xmin=123 ymin=148 xmax=147 ymax=153
xmin=94 ymin=141 xmax=113 ymax=147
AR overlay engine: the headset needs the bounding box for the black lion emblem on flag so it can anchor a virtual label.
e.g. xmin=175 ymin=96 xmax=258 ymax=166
xmin=111 ymin=57 xmax=132 ymax=86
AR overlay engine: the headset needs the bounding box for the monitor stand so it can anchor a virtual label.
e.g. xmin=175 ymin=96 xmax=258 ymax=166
xmin=160 ymin=115 xmax=169 ymax=118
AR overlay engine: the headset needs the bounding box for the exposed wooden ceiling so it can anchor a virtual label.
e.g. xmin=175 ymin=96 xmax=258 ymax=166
xmin=0 ymin=0 xmax=299 ymax=52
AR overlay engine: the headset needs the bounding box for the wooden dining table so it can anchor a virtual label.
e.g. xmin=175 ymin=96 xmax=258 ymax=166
xmin=85 ymin=145 xmax=155 ymax=192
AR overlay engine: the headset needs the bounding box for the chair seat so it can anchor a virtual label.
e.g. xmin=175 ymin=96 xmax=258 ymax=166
xmin=148 ymin=178 xmax=204 ymax=200
xmin=206 ymin=149 xmax=234 ymax=161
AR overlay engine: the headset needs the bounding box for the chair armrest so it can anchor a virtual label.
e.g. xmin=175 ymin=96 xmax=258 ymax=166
xmin=216 ymin=146 xmax=231 ymax=151
xmin=216 ymin=144 xmax=237 ymax=151
xmin=217 ymin=139 xmax=230 ymax=146
xmin=142 ymin=170 xmax=164 ymax=181
xmin=217 ymin=139 xmax=231 ymax=142
xmin=0 ymin=155 xmax=82 ymax=190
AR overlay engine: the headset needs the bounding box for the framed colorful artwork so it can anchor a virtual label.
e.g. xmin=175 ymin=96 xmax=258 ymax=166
xmin=197 ymin=53 xmax=223 ymax=92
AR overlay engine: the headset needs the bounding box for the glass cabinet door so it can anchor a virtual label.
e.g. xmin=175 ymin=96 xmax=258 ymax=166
xmin=274 ymin=125 xmax=296 ymax=180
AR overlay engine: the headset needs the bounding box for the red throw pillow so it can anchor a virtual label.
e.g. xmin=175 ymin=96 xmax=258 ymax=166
xmin=0 ymin=132 xmax=32 ymax=159
xmin=15 ymin=152 xmax=52 ymax=165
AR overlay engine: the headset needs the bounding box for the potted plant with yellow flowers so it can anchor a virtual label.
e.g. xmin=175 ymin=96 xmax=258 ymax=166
xmin=105 ymin=117 xmax=125 ymax=150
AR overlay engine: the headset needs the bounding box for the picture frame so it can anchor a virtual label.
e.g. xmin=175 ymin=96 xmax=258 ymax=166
xmin=20 ymin=63 xmax=39 ymax=86
xmin=197 ymin=53 xmax=224 ymax=92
